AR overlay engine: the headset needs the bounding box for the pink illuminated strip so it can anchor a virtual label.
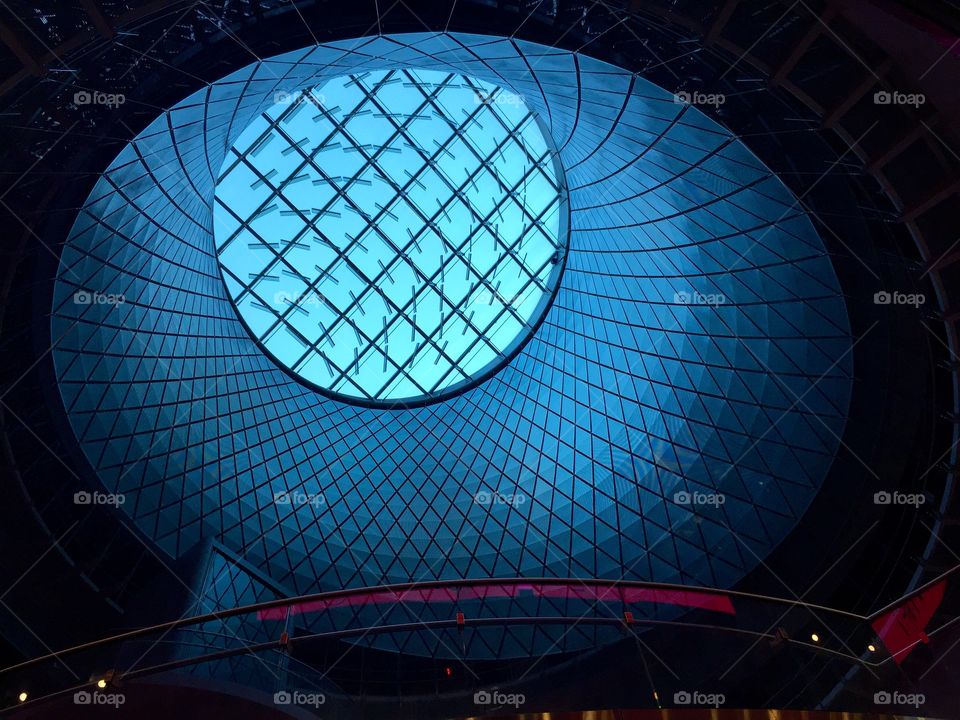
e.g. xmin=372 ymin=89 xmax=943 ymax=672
xmin=257 ymin=582 xmax=736 ymax=621
xmin=872 ymin=579 xmax=946 ymax=665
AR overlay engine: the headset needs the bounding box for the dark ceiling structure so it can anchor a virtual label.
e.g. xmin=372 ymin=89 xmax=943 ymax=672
xmin=0 ymin=1 xmax=958 ymax=718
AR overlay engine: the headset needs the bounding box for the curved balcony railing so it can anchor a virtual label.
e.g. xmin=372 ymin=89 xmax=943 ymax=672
xmin=2 ymin=568 xmax=957 ymax=714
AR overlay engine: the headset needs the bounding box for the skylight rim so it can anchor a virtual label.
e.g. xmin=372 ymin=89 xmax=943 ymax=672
xmin=213 ymin=67 xmax=570 ymax=409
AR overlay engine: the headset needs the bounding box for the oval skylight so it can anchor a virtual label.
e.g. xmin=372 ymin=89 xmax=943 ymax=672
xmin=213 ymin=67 xmax=567 ymax=406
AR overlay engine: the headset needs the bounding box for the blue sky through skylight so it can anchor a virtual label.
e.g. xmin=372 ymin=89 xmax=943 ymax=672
xmin=213 ymin=67 xmax=567 ymax=405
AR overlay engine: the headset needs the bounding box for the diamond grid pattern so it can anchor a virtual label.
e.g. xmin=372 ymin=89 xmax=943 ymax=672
xmin=52 ymin=34 xmax=853 ymax=658
xmin=172 ymin=551 xmax=285 ymax=689
xmin=172 ymin=550 xmax=332 ymax=690
xmin=214 ymin=67 xmax=565 ymax=403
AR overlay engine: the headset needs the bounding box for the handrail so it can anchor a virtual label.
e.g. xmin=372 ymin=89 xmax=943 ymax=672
xmin=1 ymin=614 xmax=897 ymax=716
xmin=7 ymin=570 xmax=949 ymax=677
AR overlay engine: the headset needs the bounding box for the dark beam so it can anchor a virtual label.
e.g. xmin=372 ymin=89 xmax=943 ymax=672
xmin=81 ymin=0 xmax=114 ymax=39
xmin=900 ymin=179 xmax=960 ymax=222
xmin=0 ymin=21 xmax=42 ymax=76
xmin=941 ymin=307 xmax=960 ymax=325
xmin=866 ymin=122 xmax=930 ymax=172
xmin=705 ymin=0 xmax=739 ymax=45
xmin=821 ymin=59 xmax=892 ymax=129
xmin=921 ymin=245 xmax=960 ymax=275
xmin=770 ymin=8 xmax=835 ymax=86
